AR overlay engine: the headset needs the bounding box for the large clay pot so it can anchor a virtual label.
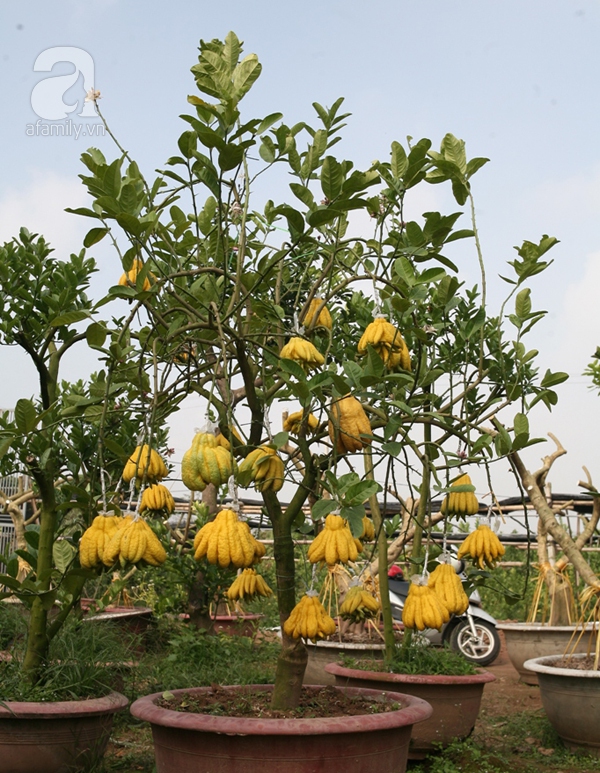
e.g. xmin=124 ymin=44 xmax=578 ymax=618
xmin=84 ymin=606 xmax=154 ymax=653
xmin=497 ymin=622 xmax=598 ymax=685
xmin=325 ymin=661 xmax=495 ymax=759
xmin=130 ymin=684 xmax=432 ymax=773
xmin=212 ymin=614 xmax=263 ymax=637
xmin=304 ymin=639 xmax=385 ymax=685
xmin=524 ymin=653 xmax=600 ymax=756
xmin=0 ymin=691 xmax=128 ymax=773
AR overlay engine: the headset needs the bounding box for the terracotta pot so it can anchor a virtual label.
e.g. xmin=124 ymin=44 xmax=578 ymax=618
xmin=524 ymin=653 xmax=600 ymax=756
xmin=84 ymin=606 xmax=153 ymax=652
xmin=130 ymin=684 xmax=432 ymax=773
xmin=304 ymin=639 xmax=385 ymax=685
xmin=497 ymin=622 xmax=598 ymax=685
xmin=325 ymin=662 xmax=495 ymax=759
xmin=0 ymin=691 xmax=128 ymax=773
xmin=212 ymin=614 xmax=263 ymax=637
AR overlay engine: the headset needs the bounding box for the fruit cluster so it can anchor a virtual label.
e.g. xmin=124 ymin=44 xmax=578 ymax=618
xmin=328 ymin=395 xmax=372 ymax=454
xmin=102 ymin=515 xmax=167 ymax=566
xmin=118 ymin=258 xmax=155 ymax=292
xmin=279 ymin=336 xmax=325 ymax=370
xmin=303 ymin=297 xmax=333 ymax=330
xmin=283 ymin=593 xmax=336 ymax=642
xmin=181 ymin=432 xmax=236 ymax=492
xmin=307 ymin=514 xmax=361 ymax=565
xmin=283 ymin=410 xmax=319 ymax=436
xmin=193 ymin=508 xmax=265 ymax=569
xmin=427 ymin=562 xmax=469 ymax=615
xmin=140 ymin=483 xmax=175 ymax=514
xmin=440 ymin=473 xmax=479 ymax=516
xmin=79 ymin=514 xmax=121 ymax=568
xmin=123 ymin=445 xmax=168 ymax=484
xmin=339 ymin=585 xmax=380 ymax=623
xmin=227 ymin=568 xmax=272 ymax=601
xmin=402 ymin=579 xmax=450 ymax=631
xmin=357 ymin=316 xmax=411 ymax=371
xmin=458 ymin=523 xmax=505 ymax=569
xmin=238 ymin=445 xmax=285 ymax=492
xmin=360 ymin=515 xmax=375 ymax=541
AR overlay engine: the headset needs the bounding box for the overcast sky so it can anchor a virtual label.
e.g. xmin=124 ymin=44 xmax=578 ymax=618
xmin=1 ymin=0 xmax=600 ymax=502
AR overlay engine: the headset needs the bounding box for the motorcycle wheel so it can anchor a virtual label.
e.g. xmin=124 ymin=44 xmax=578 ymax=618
xmin=449 ymin=619 xmax=501 ymax=666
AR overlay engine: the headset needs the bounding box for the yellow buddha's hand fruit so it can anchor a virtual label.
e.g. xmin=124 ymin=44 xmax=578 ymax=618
xmin=303 ymin=298 xmax=332 ymax=330
xmin=283 ymin=593 xmax=336 ymax=642
xmin=357 ymin=316 xmax=411 ymax=371
xmin=193 ymin=508 xmax=264 ymax=569
xmin=307 ymin=514 xmax=359 ymax=565
xmin=428 ymin=562 xmax=469 ymax=615
xmin=440 ymin=473 xmax=479 ymax=517
xmin=457 ymin=524 xmax=505 ymax=570
xmin=122 ymin=445 xmax=168 ymax=485
xmin=328 ymin=395 xmax=372 ymax=454
xmin=140 ymin=484 xmax=175 ymax=514
xmin=283 ymin=410 xmax=319 ymax=436
xmin=118 ymin=258 xmax=155 ymax=292
xmin=280 ymin=337 xmax=325 ymax=371
xmin=402 ymin=578 xmax=450 ymax=631
xmin=237 ymin=445 xmax=284 ymax=492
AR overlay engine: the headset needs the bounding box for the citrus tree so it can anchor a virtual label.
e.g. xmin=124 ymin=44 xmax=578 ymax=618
xmin=1 ymin=32 xmax=569 ymax=704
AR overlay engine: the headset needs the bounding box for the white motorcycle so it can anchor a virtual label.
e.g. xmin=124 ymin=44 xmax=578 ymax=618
xmin=387 ymin=566 xmax=501 ymax=667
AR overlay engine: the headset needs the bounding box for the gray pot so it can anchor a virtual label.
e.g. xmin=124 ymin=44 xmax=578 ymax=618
xmin=497 ymin=623 xmax=597 ymax=685
xmin=524 ymin=653 xmax=600 ymax=756
xmin=303 ymin=640 xmax=385 ymax=685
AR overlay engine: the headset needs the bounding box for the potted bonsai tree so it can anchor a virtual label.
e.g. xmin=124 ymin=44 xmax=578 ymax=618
xmin=0 ymin=231 xmax=158 ymax=771
xmin=9 ymin=30 xmax=567 ymax=773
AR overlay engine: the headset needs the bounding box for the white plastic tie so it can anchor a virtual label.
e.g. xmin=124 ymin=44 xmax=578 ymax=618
xmin=200 ymin=418 xmax=218 ymax=435
xmin=227 ymin=475 xmax=240 ymax=513
xmin=293 ymin=311 xmax=305 ymax=336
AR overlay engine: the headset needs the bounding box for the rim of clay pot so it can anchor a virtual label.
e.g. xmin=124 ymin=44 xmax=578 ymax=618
xmin=523 ymin=653 xmax=600 ymax=678
xmin=324 ymin=662 xmax=496 ymax=685
xmin=0 ymin=690 xmax=129 ymax=719
xmin=130 ymin=684 xmax=433 ymax=734
xmin=497 ymin=622 xmax=596 ymax=632
xmin=305 ymin=639 xmax=385 ymax=651
xmin=213 ymin=614 xmax=263 ymax=621
xmin=84 ymin=606 xmax=153 ymax=621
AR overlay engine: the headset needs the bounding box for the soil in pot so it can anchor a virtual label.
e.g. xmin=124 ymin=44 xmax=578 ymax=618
xmin=0 ymin=690 xmax=129 ymax=773
xmin=131 ymin=683 xmax=433 ymax=773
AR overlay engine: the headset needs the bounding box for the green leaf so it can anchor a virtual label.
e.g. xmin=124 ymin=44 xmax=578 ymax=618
xmin=259 ymin=137 xmax=276 ymax=163
xmin=271 ymin=431 xmax=289 ymax=449
xmin=272 ymin=205 xmax=305 ymax=237
xmin=48 ymin=310 xmax=90 ymax=327
xmin=515 ymin=288 xmax=532 ymax=319
xmin=218 ymin=143 xmax=245 ymax=172
xmin=53 ymin=540 xmax=75 ymax=574
xmin=257 ymin=112 xmax=283 ymax=135
xmin=394 ymin=257 xmax=416 ymax=287
xmin=381 ymin=441 xmax=403 ymax=457
xmin=289 ymin=183 xmax=315 ymax=210
xmin=24 ymin=530 xmax=39 ymax=550
xmin=83 ymin=227 xmax=109 ymax=248
xmin=390 ymin=141 xmax=408 ymax=178
xmin=14 ymin=399 xmax=38 ymax=433
xmin=540 ymin=370 xmax=569 ymax=388
xmin=232 ymin=54 xmax=262 ymax=100
xmin=321 ymin=156 xmax=343 ymax=200
xmin=0 ymin=435 xmax=14 ymax=460
xmin=312 ymin=499 xmax=338 ymax=521
xmin=103 ymin=437 xmax=129 ymax=461
xmin=177 ymin=130 xmax=197 ymax=158
xmin=514 ymin=413 xmax=529 ymax=437
xmin=86 ymin=322 xmax=107 ymax=349
xmin=306 ymin=207 xmax=343 ymax=227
